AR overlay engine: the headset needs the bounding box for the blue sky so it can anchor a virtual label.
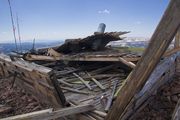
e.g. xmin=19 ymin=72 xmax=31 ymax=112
xmin=0 ymin=0 xmax=169 ymax=42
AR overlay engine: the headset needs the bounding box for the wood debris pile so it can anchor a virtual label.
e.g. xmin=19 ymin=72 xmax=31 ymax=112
xmin=133 ymin=74 xmax=180 ymax=120
xmin=1 ymin=18 xmax=180 ymax=119
xmin=55 ymin=31 xmax=129 ymax=54
xmin=0 ymin=77 xmax=49 ymax=118
xmin=0 ymin=23 xmax=140 ymax=119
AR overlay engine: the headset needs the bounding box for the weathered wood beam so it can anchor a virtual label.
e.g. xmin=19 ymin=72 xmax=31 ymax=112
xmin=121 ymin=54 xmax=177 ymax=119
xmin=0 ymin=54 xmax=65 ymax=108
xmin=106 ymin=0 xmax=180 ymax=120
xmin=86 ymin=72 xmax=105 ymax=90
xmin=163 ymin=47 xmax=180 ymax=57
xmin=105 ymin=80 xmax=118 ymax=112
xmin=175 ymin=27 xmax=180 ymax=48
xmin=1 ymin=104 xmax=94 ymax=120
xmin=118 ymin=57 xmax=136 ymax=68
xmin=24 ymin=54 xmax=140 ymax=62
xmin=47 ymin=48 xmax=62 ymax=57
xmin=61 ymin=87 xmax=90 ymax=95
xmin=172 ymin=99 xmax=180 ymax=120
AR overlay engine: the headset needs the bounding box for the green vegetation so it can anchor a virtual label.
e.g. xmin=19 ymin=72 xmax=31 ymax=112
xmin=112 ymin=47 xmax=145 ymax=53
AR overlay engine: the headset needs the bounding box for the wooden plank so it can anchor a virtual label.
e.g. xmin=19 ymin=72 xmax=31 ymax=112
xmin=47 ymin=48 xmax=62 ymax=57
xmin=72 ymin=73 xmax=92 ymax=90
xmin=121 ymin=54 xmax=177 ymax=119
xmin=163 ymin=47 xmax=180 ymax=57
xmin=1 ymin=109 xmax=53 ymax=120
xmin=86 ymin=72 xmax=105 ymax=90
xmin=172 ymin=99 xmax=180 ymax=120
xmin=175 ymin=27 xmax=180 ymax=48
xmin=61 ymin=87 xmax=90 ymax=95
xmin=58 ymin=79 xmax=74 ymax=87
xmin=106 ymin=0 xmax=180 ymax=120
xmin=118 ymin=57 xmax=136 ymax=69
xmin=65 ymin=74 xmax=124 ymax=82
xmin=1 ymin=104 xmax=94 ymax=120
xmin=105 ymin=80 xmax=118 ymax=112
xmin=0 ymin=54 xmax=65 ymax=108
xmin=24 ymin=54 xmax=140 ymax=62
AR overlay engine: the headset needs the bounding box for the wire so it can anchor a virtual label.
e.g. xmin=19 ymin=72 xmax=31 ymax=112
xmin=8 ymin=0 xmax=18 ymax=52
xmin=16 ymin=14 xmax=22 ymax=53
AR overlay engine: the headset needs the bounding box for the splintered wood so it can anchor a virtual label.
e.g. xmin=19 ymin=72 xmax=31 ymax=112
xmin=24 ymin=50 xmax=141 ymax=63
xmin=106 ymin=0 xmax=180 ymax=119
xmin=0 ymin=54 xmax=64 ymax=108
xmin=39 ymin=61 xmax=129 ymax=115
xmin=1 ymin=1 xmax=180 ymax=119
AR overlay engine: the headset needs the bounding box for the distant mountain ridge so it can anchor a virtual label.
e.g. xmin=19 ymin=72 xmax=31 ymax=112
xmin=0 ymin=41 xmax=63 ymax=54
xmin=109 ymin=37 xmax=150 ymax=48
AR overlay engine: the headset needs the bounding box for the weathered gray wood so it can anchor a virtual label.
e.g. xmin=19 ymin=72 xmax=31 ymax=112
xmin=72 ymin=73 xmax=92 ymax=90
xmin=106 ymin=0 xmax=180 ymax=119
xmin=121 ymin=54 xmax=177 ymax=119
xmin=0 ymin=54 xmax=64 ymax=108
xmin=86 ymin=72 xmax=105 ymax=90
xmin=105 ymin=80 xmax=118 ymax=112
xmin=175 ymin=27 xmax=180 ymax=48
xmin=58 ymin=79 xmax=74 ymax=87
xmin=1 ymin=109 xmax=53 ymax=120
xmin=163 ymin=47 xmax=180 ymax=57
xmin=1 ymin=104 xmax=94 ymax=120
xmin=118 ymin=57 xmax=136 ymax=69
xmin=65 ymin=74 xmax=123 ymax=82
xmin=61 ymin=86 xmax=90 ymax=95
xmin=24 ymin=54 xmax=140 ymax=62
xmin=172 ymin=99 xmax=180 ymax=120
xmin=93 ymin=110 xmax=107 ymax=118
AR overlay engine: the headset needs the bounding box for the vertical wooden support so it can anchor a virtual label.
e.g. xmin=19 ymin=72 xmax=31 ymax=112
xmin=105 ymin=0 xmax=180 ymax=120
xmin=175 ymin=27 xmax=180 ymax=48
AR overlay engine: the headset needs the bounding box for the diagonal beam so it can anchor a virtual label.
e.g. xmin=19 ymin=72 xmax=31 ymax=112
xmin=175 ymin=27 xmax=180 ymax=48
xmin=105 ymin=0 xmax=180 ymax=120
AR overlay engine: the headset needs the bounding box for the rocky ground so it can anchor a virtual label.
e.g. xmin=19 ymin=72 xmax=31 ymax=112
xmin=0 ymin=77 xmax=49 ymax=119
xmin=133 ymin=74 xmax=180 ymax=120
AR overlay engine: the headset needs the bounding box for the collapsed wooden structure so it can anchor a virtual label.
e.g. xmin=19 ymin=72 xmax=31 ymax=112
xmin=0 ymin=0 xmax=180 ymax=119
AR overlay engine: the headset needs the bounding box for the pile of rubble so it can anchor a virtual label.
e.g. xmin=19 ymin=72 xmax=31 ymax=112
xmin=0 ymin=23 xmax=140 ymax=118
xmin=0 ymin=77 xmax=49 ymax=118
xmin=133 ymin=74 xmax=180 ymax=120
xmin=1 ymin=21 xmax=179 ymax=120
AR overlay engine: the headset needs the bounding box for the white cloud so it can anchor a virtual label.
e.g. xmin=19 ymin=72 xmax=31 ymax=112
xmin=98 ymin=9 xmax=110 ymax=14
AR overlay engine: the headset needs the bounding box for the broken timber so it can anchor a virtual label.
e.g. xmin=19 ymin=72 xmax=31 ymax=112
xmin=175 ymin=27 xmax=180 ymax=48
xmin=24 ymin=53 xmax=137 ymax=69
xmin=1 ymin=104 xmax=94 ymax=120
xmin=55 ymin=32 xmax=129 ymax=54
xmin=121 ymin=53 xmax=178 ymax=119
xmin=172 ymin=99 xmax=180 ymax=120
xmin=0 ymin=54 xmax=66 ymax=108
xmin=106 ymin=0 xmax=180 ymax=120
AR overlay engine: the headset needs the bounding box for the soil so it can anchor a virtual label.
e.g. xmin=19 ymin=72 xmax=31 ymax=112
xmin=0 ymin=77 xmax=49 ymax=119
xmin=133 ymin=74 xmax=180 ymax=120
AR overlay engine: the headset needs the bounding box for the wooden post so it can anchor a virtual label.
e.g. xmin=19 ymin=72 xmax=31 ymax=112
xmin=105 ymin=0 xmax=180 ymax=120
xmin=175 ymin=27 xmax=180 ymax=48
